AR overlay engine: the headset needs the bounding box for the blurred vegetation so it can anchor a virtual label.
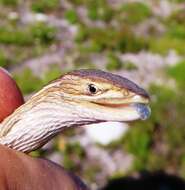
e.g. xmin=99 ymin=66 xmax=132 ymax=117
xmin=0 ymin=21 xmax=57 ymax=68
xmin=106 ymin=61 xmax=185 ymax=178
xmin=14 ymin=64 xmax=62 ymax=94
xmin=87 ymin=0 xmax=114 ymax=22
xmin=31 ymin=0 xmax=59 ymax=13
xmin=76 ymin=25 xmax=148 ymax=53
xmin=118 ymin=2 xmax=152 ymax=24
xmin=112 ymin=61 xmax=184 ymax=175
xmin=149 ymin=6 xmax=185 ymax=55
xmin=167 ymin=60 xmax=185 ymax=88
xmin=65 ymin=9 xmax=79 ymax=24
xmin=106 ymin=53 xmax=122 ymax=71
xmin=122 ymin=68 xmax=185 ymax=177
xmin=1 ymin=0 xmax=185 ymax=188
xmin=0 ymin=0 xmax=18 ymax=6
xmin=0 ymin=23 xmax=56 ymax=46
xmin=14 ymin=68 xmax=43 ymax=94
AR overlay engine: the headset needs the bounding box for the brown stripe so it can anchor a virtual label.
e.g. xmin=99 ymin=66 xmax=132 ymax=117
xmin=63 ymin=69 xmax=149 ymax=98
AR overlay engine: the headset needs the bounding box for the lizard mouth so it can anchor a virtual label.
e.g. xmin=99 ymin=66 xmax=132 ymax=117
xmin=77 ymin=94 xmax=151 ymax=122
xmin=114 ymin=95 xmax=151 ymax=120
xmin=94 ymin=94 xmax=151 ymax=121
xmin=92 ymin=100 xmax=151 ymax=121
xmin=105 ymin=103 xmax=151 ymax=120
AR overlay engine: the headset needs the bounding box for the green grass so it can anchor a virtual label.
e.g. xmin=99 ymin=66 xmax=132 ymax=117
xmin=31 ymin=23 xmax=57 ymax=45
xmin=76 ymin=25 xmax=148 ymax=53
xmin=0 ymin=0 xmax=18 ymax=6
xmin=149 ymin=36 xmax=185 ymax=55
xmin=167 ymin=60 xmax=185 ymax=87
xmin=0 ymin=23 xmax=56 ymax=46
xmin=62 ymin=142 xmax=85 ymax=170
xmin=64 ymin=9 xmax=78 ymax=24
xmin=122 ymin=61 xmax=138 ymax=71
xmin=115 ymin=27 xmax=148 ymax=53
xmin=168 ymin=9 xmax=185 ymax=25
xmin=14 ymin=68 xmax=43 ymax=94
xmin=0 ymin=23 xmax=57 ymax=68
xmin=118 ymin=2 xmax=152 ymax=24
xmin=167 ymin=23 xmax=185 ymax=39
xmin=31 ymin=0 xmax=59 ymax=13
xmin=106 ymin=53 xmax=122 ymax=71
xmin=87 ymin=0 xmax=114 ymax=22
xmin=169 ymin=0 xmax=185 ymax=2
xmin=124 ymin=124 xmax=152 ymax=170
xmin=149 ymin=11 xmax=185 ymax=55
xmin=0 ymin=27 xmax=33 ymax=46
xmin=42 ymin=65 xmax=62 ymax=84
xmin=67 ymin=0 xmax=86 ymax=6
xmin=0 ymin=51 xmax=12 ymax=67
xmin=13 ymin=65 xmax=64 ymax=95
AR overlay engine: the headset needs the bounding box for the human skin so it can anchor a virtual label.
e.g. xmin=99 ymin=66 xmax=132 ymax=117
xmin=0 ymin=68 xmax=88 ymax=190
xmin=0 ymin=68 xmax=24 ymax=122
xmin=0 ymin=145 xmax=88 ymax=190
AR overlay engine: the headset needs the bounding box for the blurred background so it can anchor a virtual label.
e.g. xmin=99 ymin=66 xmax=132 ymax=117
xmin=0 ymin=0 xmax=185 ymax=189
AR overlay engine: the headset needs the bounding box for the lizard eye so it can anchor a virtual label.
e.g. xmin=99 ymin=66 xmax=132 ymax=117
xmin=88 ymin=84 xmax=98 ymax=94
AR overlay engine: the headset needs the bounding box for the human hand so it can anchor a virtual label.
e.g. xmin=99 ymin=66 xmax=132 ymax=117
xmin=0 ymin=145 xmax=88 ymax=190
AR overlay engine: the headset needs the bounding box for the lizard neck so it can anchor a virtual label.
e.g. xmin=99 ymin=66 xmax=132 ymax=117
xmin=0 ymin=94 xmax=100 ymax=153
